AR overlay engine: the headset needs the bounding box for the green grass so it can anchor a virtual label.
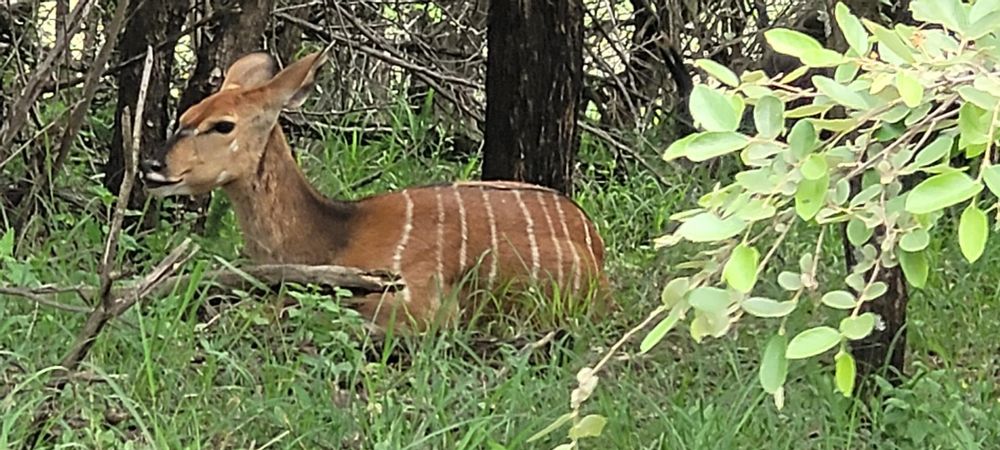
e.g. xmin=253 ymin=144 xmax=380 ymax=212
xmin=3 ymin=106 xmax=1000 ymax=449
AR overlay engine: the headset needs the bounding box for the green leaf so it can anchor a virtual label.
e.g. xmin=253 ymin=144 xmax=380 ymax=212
xmin=958 ymin=86 xmax=999 ymax=111
xmin=0 ymin=228 xmax=13 ymax=259
xmin=787 ymin=102 xmax=833 ymax=119
xmin=741 ymin=297 xmax=796 ymax=318
xmin=786 ymin=326 xmax=843 ymax=359
xmin=795 ymin=173 xmax=829 ymax=220
xmin=905 ymin=172 xmax=983 ymax=215
xmin=663 ymin=133 xmax=699 ymax=162
xmin=959 ymin=202 xmax=989 ymax=263
xmin=821 ymin=290 xmax=857 ymax=310
xmin=812 ymin=76 xmax=870 ymax=110
xmin=835 ymin=3 xmax=869 ymax=55
xmin=685 ymin=132 xmax=752 ymax=162
xmin=835 ymin=62 xmax=860 ymax=83
xmin=899 ymin=229 xmax=930 ymax=252
xmin=695 ymin=59 xmax=740 ymax=87
xmin=847 ymin=219 xmax=873 ymax=246
xmin=759 ymin=335 xmax=788 ymax=394
xmin=983 ymin=164 xmax=1000 ymax=196
xmin=896 ymin=72 xmax=924 ymax=108
xmin=754 ymin=95 xmax=784 ymax=139
xmin=690 ymin=310 xmax=732 ymax=342
xmin=911 ymin=0 xmax=968 ymax=33
xmin=788 ymin=120 xmax=818 ymax=159
xmin=778 ymin=271 xmax=803 ymax=291
xmin=840 ymin=313 xmax=877 ymax=340
xmin=912 ymin=135 xmax=953 ymax=168
xmin=866 ymin=21 xmax=916 ymax=63
xmin=800 ymin=154 xmax=828 ymax=180
xmin=688 ymin=287 xmax=732 ymax=314
xmin=690 ymin=85 xmax=740 ymax=132
xmin=527 ymin=412 xmax=574 ymax=443
xmin=861 ymin=282 xmax=888 ymax=301
xmin=568 ymin=414 xmax=607 ymax=439
xmin=835 ymin=351 xmax=856 ymax=397
xmin=899 ymin=249 xmax=929 ymax=288
xmin=970 ymin=0 xmax=1000 ymax=23
xmin=639 ymin=305 xmax=684 ymax=353
xmin=764 ymin=29 xmax=844 ymax=67
xmin=660 ymin=277 xmax=690 ymax=307
xmin=724 ymin=244 xmax=760 ymax=293
xmin=676 ymin=212 xmax=746 ymax=242
xmin=959 ymin=103 xmax=989 ymax=147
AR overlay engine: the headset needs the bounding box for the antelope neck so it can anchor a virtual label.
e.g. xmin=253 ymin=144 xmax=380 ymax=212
xmin=222 ymin=126 xmax=355 ymax=264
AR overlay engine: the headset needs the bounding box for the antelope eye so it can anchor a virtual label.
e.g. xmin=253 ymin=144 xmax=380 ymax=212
xmin=211 ymin=121 xmax=235 ymax=134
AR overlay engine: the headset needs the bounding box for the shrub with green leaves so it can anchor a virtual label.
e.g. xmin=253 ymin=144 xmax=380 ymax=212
xmin=644 ymin=0 xmax=1000 ymax=407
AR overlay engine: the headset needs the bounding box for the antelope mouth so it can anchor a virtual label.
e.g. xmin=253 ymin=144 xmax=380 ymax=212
xmin=141 ymin=171 xmax=182 ymax=189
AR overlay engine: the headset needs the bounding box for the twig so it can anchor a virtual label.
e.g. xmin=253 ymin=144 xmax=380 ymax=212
xmin=0 ymin=286 xmax=91 ymax=313
xmin=98 ymin=47 xmax=153 ymax=304
xmin=59 ymin=239 xmax=199 ymax=373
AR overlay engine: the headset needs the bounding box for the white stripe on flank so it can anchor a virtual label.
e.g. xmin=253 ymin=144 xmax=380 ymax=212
xmin=536 ymin=192 xmax=563 ymax=285
xmin=579 ymin=208 xmax=597 ymax=272
xmin=554 ymin=197 xmax=581 ymax=293
xmin=392 ymin=190 xmax=414 ymax=302
xmin=453 ymin=187 xmax=468 ymax=270
xmin=434 ymin=187 xmax=445 ymax=288
xmin=515 ymin=190 xmax=540 ymax=280
xmin=481 ymin=188 xmax=499 ymax=286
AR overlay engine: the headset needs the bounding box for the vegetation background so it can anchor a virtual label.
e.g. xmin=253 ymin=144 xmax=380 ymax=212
xmin=2 ymin=0 xmax=998 ymax=449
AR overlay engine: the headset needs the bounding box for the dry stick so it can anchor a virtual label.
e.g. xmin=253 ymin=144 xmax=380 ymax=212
xmin=54 ymin=46 xmax=154 ymax=374
xmin=98 ymin=47 xmax=153 ymax=303
xmin=0 ymin=286 xmax=91 ymax=314
xmin=111 ymin=264 xmax=404 ymax=302
xmin=16 ymin=0 xmax=132 ymax=225
xmin=58 ymin=239 xmax=198 ymax=374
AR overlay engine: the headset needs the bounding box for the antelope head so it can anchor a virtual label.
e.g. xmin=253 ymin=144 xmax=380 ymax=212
xmin=140 ymin=47 xmax=330 ymax=196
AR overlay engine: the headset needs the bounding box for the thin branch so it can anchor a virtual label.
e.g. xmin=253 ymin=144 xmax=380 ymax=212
xmin=98 ymin=47 xmax=153 ymax=304
xmin=0 ymin=286 xmax=91 ymax=313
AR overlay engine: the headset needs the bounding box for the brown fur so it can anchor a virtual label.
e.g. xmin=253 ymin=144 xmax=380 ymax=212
xmin=141 ymin=48 xmax=612 ymax=332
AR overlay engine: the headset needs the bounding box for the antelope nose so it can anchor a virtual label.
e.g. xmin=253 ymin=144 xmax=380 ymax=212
xmin=140 ymin=159 xmax=164 ymax=174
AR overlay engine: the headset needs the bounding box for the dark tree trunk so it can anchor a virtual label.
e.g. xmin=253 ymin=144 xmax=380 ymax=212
xmin=177 ymin=0 xmax=274 ymax=115
xmin=482 ymin=0 xmax=583 ymax=194
xmin=103 ymin=0 xmax=187 ymax=201
xmin=828 ymin=0 xmax=909 ymax=388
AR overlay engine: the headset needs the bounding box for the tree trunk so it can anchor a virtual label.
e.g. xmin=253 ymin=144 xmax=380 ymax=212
xmin=177 ymin=0 xmax=274 ymax=114
xmin=103 ymin=0 xmax=187 ymax=203
xmin=482 ymin=0 xmax=583 ymax=194
xmin=828 ymin=0 xmax=909 ymax=388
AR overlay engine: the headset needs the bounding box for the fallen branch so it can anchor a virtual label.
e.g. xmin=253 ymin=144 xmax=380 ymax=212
xmin=112 ymin=263 xmax=404 ymax=303
xmin=58 ymin=238 xmax=200 ymax=373
xmin=0 ymin=286 xmax=91 ymax=313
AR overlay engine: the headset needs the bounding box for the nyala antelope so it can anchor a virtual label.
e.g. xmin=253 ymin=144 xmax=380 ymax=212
xmin=140 ymin=46 xmax=611 ymax=332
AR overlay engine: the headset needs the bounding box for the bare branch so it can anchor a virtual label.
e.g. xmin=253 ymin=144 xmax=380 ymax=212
xmin=98 ymin=47 xmax=153 ymax=305
xmin=0 ymin=286 xmax=91 ymax=313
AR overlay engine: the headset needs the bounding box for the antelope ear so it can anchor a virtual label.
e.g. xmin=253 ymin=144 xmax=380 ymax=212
xmin=220 ymin=52 xmax=278 ymax=91
xmin=263 ymin=44 xmax=333 ymax=110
